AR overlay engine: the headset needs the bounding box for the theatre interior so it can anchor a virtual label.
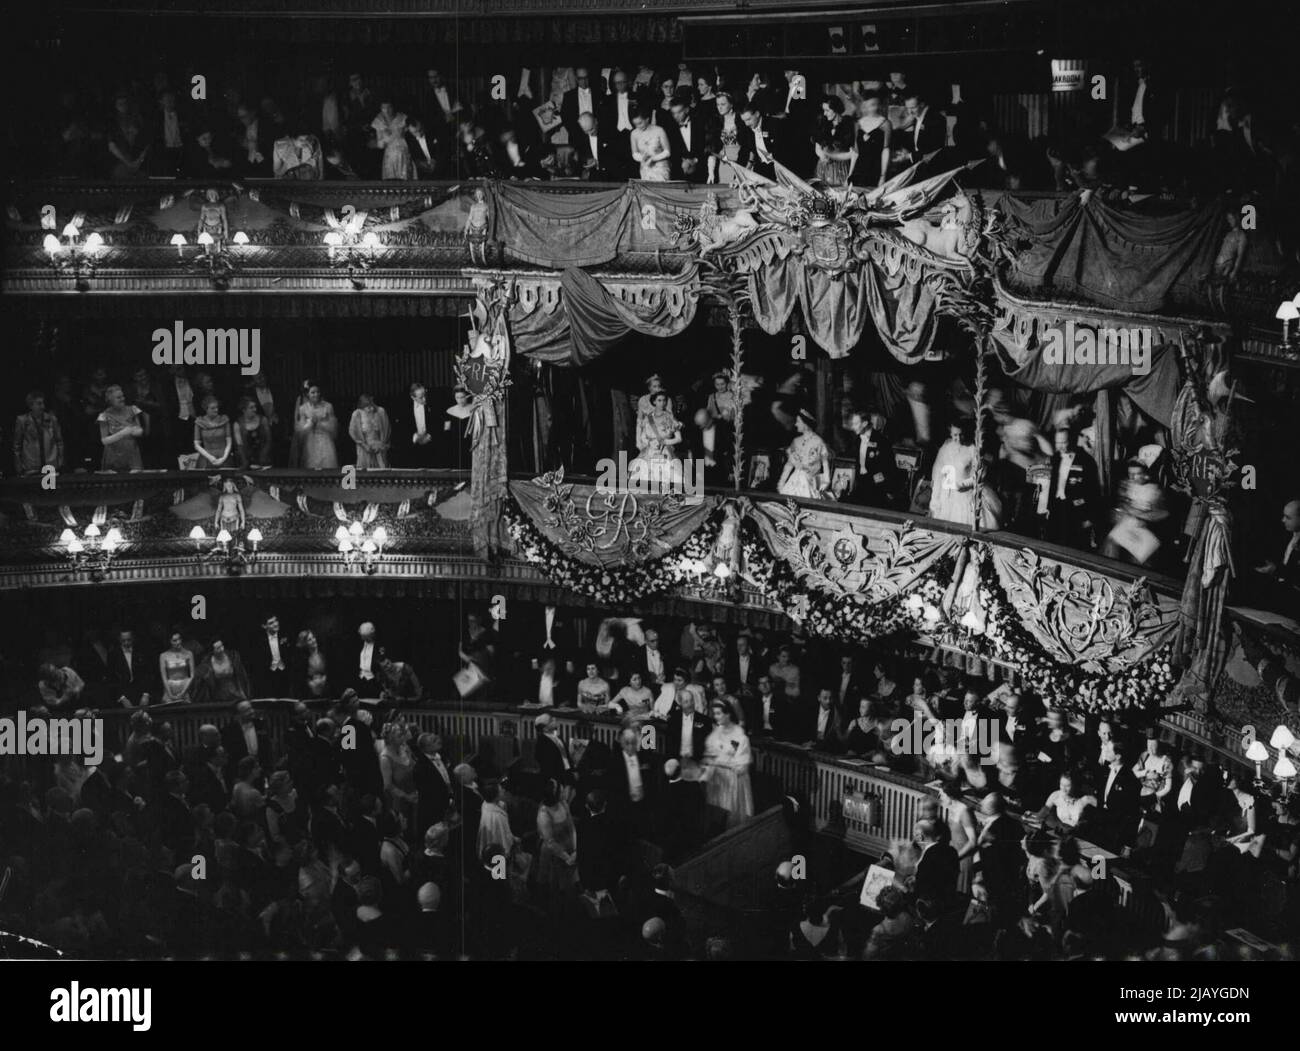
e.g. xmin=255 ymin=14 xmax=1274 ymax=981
xmin=1 ymin=0 xmax=1299 ymax=961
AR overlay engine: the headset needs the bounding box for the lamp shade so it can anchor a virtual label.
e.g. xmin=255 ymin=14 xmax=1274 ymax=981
xmin=1274 ymin=755 xmax=1298 ymax=779
xmin=232 ymin=231 xmax=249 ymax=245
xmin=1245 ymin=739 xmax=1270 ymax=762
xmin=43 ymin=234 xmax=62 ymax=254
xmin=59 ymin=528 xmax=76 ymax=545
xmin=189 ymin=526 xmax=206 ymax=541
xmin=84 ymin=232 xmax=104 ymax=250
xmin=170 ymin=234 xmax=187 ymax=247
xmin=1270 ymin=725 xmax=1297 ymax=751
xmin=247 ymin=528 xmax=262 ymax=544
xmin=197 ymin=231 xmax=214 ymax=246
xmin=1277 ymin=301 xmax=1300 ymax=321
xmin=215 ymin=529 xmax=232 ymax=544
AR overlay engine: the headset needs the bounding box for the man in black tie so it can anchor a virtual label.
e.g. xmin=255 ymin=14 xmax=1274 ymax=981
xmin=846 ymin=410 xmax=900 ymax=509
xmin=598 ymin=68 xmax=646 ymax=172
xmin=611 ymin=727 xmax=655 ymax=833
xmin=913 ymin=819 xmax=959 ymax=905
xmin=1045 ymin=427 xmax=1101 ymax=551
xmin=534 ymin=714 xmax=574 ymax=787
xmin=975 ymin=793 xmax=1026 ymax=930
xmin=688 ymin=407 xmax=733 ymax=487
xmin=250 ymin=612 xmax=291 ymax=699
xmin=351 ymin=621 xmax=381 ymax=699
xmin=413 ymin=732 xmax=453 ymax=836
xmin=107 ymin=628 xmax=152 ymax=707
xmin=404 ymin=116 xmax=438 ymax=177
xmin=664 ymin=689 xmax=709 ymax=762
xmin=222 ymin=699 xmax=273 ymax=780
xmin=561 ymin=67 xmax=604 ymax=142
xmin=389 ymin=382 xmax=442 ymax=468
xmin=1252 ymin=498 xmax=1300 ymax=612
xmin=573 ymin=112 xmax=622 ymax=181
xmin=739 ymin=100 xmax=783 ymax=179
xmin=666 ymin=98 xmax=707 ymax=183
xmin=903 ymin=92 xmax=948 ymax=168
xmin=1099 ymin=743 xmax=1141 ymax=849
xmin=658 ymin=758 xmax=707 ymax=861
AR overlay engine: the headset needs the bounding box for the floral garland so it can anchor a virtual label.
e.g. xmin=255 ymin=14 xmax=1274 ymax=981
xmin=507 ymin=505 xmax=1179 ymax=715
xmin=502 ymin=501 xmax=721 ymax=604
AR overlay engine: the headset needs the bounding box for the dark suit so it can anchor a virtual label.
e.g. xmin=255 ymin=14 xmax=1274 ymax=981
xmin=106 ymin=644 xmax=152 ymax=705
xmin=576 ymin=807 xmax=621 ymax=894
xmin=907 ymin=106 xmax=948 ymax=162
xmin=341 ymin=715 xmax=383 ymax=798
xmin=248 ymin=631 xmax=292 ymax=699
xmin=847 ymin=426 xmax=901 ymax=508
xmin=349 ymin=640 xmax=383 ymax=699
xmin=659 ymin=778 xmax=707 ymax=862
xmin=413 ymin=751 xmax=453 ymax=835
xmin=608 ymin=747 xmax=656 ymax=812
xmin=1045 ymin=448 xmax=1101 ymax=550
xmin=977 ymin=814 xmax=1026 ymax=929
xmin=724 ymin=647 xmax=761 ymax=699
xmin=388 ymin=396 xmax=446 ymax=469
xmin=571 ymin=125 xmax=625 ymax=181
xmin=663 ymin=709 xmax=710 ymax=761
xmin=744 ymin=117 xmax=787 ymax=179
xmin=914 ymin=842 xmax=960 ymax=903
xmin=598 ymin=89 xmax=651 ymax=168
xmin=534 ymin=732 xmax=573 ymax=788
xmin=561 ymin=84 xmax=606 ymax=139
xmin=633 ymin=646 xmax=675 ymax=689
xmin=187 ymin=764 xmax=231 ymax=814
xmin=1172 ymin=775 xmax=1218 ymax=827
xmin=405 ymin=130 xmax=439 ymax=177
xmin=221 ymin=718 xmax=273 ymax=778
xmin=809 ymin=707 xmax=845 ymax=753
xmin=149 ymin=792 xmax=193 ymax=856
xmin=664 ymin=117 xmax=708 ymax=182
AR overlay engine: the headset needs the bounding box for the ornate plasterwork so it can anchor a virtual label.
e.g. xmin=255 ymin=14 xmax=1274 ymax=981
xmin=993 ymin=547 xmax=1176 ymax=673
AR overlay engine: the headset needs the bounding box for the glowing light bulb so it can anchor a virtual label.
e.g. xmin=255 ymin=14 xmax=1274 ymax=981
xmin=1270 ymin=725 xmax=1297 ymax=751
xmin=67 ymin=538 xmax=84 ymax=554
xmin=372 ymin=526 xmax=388 ymax=547
xmin=361 ymin=539 xmax=377 ymax=554
xmin=59 ymin=528 xmax=75 ymax=545
xmin=189 ymin=526 xmax=206 ymax=541
xmin=334 ymin=525 xmax=350 ymax=543
xmin=1275 ymin=755 xmax=1298 ymax=779
xmin=62 ymin=222 xmax=79 ymax=239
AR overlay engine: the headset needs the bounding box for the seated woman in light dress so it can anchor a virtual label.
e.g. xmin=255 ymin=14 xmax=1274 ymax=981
xmin=702 ymin=696 xmax=753 ymax=827
xmin=777 ymin=410 xmax=832 ymax=499
xmin=1038 ymin=772 xmax=1098 ymax=832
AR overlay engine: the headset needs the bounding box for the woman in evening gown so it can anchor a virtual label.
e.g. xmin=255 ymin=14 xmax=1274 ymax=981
xmin=929 ymin=418 xmax=977 ymax=526
xmin=98 ymin=384 xmax=146 ymax=472
xmin=233 ymin=397 xmax=274 ymax=468
xmin=536 ymin=778 xmax=579 ymax=915
xmin=294 ymin=383 xmax=339 ymax=470
xmin=193 ymin=395 xmax=234 ymax=468
xmin=193 ymin=638 xmax=250 ymax=704
xmin=702 ymin=696 xmax=753 ymax=827
xmin=630 ymin=106 xmax=671 ymax=182
xmin=708 ymin=93 xmax=748 ymax=185
xmin=849 ymin=94 xmax=892 ymax=190
xmin=634 ymin=390 xmax=683 ymax=484
xmin=348 ymin=393 xmax=392 ymax=469
xmin=372 ymin=101 xmax=416 ymax=181
xmin=294 ymin=629 xmax=329 ymax=699
xmin=158 ymin=630 xmax=197 ymax=703
xmin=777 ymin=410 xmax=832 ymax=499
xmin=813 ymin=94 xmax=855 ymax=186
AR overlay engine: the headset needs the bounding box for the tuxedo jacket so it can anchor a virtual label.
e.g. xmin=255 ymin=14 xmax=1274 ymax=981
xmin=745 ymin=117 xmax=788 ymax=177
xmin=534 ymin=732 xmax=573 ymax=788
xmin=107 ymin=646 xmax=153 ymax=704
xmin=914 ymin=842 xmax=960 ymax=902
xmin=1045 ymin=449 xmax=1101 ymax=544
xmin=608 ymin=748 xmax=657 ymax=807
xmin=633 ymin=645 xmax=676 ymax=688
xmin=809 ymin=708 xmax=845 ymax=753
xmin=847 ymin=428 xmax=901 ymax=507
xmin=664 ymin=710 xmax=710 ymax=761
xmin=977 ymin=815 xmax=1027 ymax=905
xmin=221 ymin=718 xmax=274 ymax=777
xmin=561 ymin=85 xmax=607 ymax=137
xmin=598 ymin=89 xmax=652 ymax=143
xmin=664 ymin=118 xmax=709 ymax=182
xmin=571 ymin=126 xmax=627 ymax=182
xmin=404 ymin=130 xmax=440 ymax=176
xmin=248 ymin=632 xmax=292 ymax=699
xmin=387 ymin=396 xmax=450 ymax=468
xmin=413 ymin=751 xmax=453 ymax=834
xmin=1172 ymin=776 xmax=1219 ymax=826
xmin=1275 ymin=536 xmax=1300 ymax=586
xmin=908 ymin=107 xmax=948 ymax=159
xmin=1100 ymin=765 xmax=1142 ymax=821
xmin=724 ymin=649 xmax=761 ymax=696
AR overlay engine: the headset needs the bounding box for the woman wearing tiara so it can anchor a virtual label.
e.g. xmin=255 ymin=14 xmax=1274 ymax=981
xmin=777 ymin=410 xmax=832 ymax=499
xmin=635 ymin=389 xmax=683 ymax=484
xmin=701 ymin=696 xmax=753 ymax=827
